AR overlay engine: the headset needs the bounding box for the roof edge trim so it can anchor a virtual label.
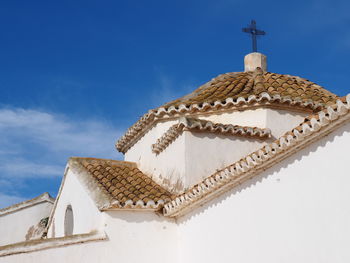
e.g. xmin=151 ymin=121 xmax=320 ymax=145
xmin=152 ymin=117 xmax=271 ymax=154
xmin=102 ymin=199 xmax=167 ymax=211
xmin=116 ymin=92 xmax=323 ymax=154
xmin=0 ymin=231 xmax=106 ymax=257
xmin=0 ymin=193 xmax=54 ymax=217
xmin=163 ymin=95 xmax=350 ymax=217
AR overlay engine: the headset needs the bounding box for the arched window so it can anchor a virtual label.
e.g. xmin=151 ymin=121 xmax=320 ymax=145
xmin=64 ymin=205 xmax=74 ymax=236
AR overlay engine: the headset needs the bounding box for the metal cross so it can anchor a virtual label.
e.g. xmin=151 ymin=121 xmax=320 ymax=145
xmin=242 ymin=20 xmax=266 ymax=52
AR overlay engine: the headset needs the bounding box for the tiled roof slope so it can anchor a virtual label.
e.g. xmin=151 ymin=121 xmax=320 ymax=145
xmin=71 ymin=157 xmax=174 ymax=209
xmin=163 ymin=95 xmax=350 ymax=217
xmin=116 ymin=68 xmax=339 ymax=154
xmin=162 ymin=68 xmax=338 ymax=108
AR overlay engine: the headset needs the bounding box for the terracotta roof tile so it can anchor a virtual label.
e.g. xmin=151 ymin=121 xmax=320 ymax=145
xmin=163 ymin=95 xmax=350 ymax=217
xmin=162 ymin=68 xmax=338 ymax=109
xmin=116 ymin=68 xmax=339 ymax=154
xmin=71 ymin=157 xmax=174 ymax=209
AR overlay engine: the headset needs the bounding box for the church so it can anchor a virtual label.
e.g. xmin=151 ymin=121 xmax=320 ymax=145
xmin=1 ymin=50 xmax=350 ymax=262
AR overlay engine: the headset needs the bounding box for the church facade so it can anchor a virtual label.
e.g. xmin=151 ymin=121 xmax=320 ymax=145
xmin=1 ymin=53 xmax=350 ymax=262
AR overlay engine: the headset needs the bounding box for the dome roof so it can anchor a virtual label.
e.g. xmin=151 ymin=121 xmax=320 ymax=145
xmin=162 ymin=67 xmax=338 ymax=109
xmin=116 ymin=67 xmax=340 ymax=154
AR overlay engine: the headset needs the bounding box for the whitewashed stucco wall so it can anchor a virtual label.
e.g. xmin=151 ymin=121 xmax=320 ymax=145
xmin=126 ymin=108 xmax=307 ymax=192
xmin=264 ymin=108 xmax=308 ymax=138
xmin=47 ymin=169 xmax=103 ymax=238
xmin=201 ymin=108 xmax=308 ymax=138
xmin=1 ymin=211 xmax=177 ymax=263
xmin=125 ymin=120 xmax=185 ymax=192
xmin=0 ymin=202 xmax=53 ymax=246
xmin=184 ymin=131 xmax=264 ymax=187
xmin=177 ymin=120 xmax=350 ymax=263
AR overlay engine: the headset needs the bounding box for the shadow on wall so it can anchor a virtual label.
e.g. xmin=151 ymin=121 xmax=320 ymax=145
xmin=191 ymin=131 xmax=273 ymax=142
xmin=177 ymin=121 xmax=350 ymax=224
xmin=105 ymin=210 xmax=176 ymax=224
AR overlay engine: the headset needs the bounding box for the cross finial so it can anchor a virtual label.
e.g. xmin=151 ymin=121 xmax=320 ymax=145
xmin=242 ymin=20 xmax=266 ymax=52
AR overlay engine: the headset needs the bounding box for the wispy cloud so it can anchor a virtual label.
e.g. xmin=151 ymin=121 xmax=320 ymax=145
xmin=0 ymin=107 xmax=123 ymax=208
xmin=150 ymin=69 xmax=195 ymax=107
xmin=0 ymin=193 xmax=25 ymax=209
xmin=1 ymin=159 xmax=63 ymax=178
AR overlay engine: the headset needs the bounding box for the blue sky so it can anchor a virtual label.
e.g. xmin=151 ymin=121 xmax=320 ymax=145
xmin=0 ymin=0 xmax=349 ymax=208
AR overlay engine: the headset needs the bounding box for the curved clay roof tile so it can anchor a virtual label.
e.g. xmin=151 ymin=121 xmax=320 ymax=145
xmin=116 ymin=68 xmax=339 ymax=153
xmin=161 ymin=68 xmax=338 ymax=109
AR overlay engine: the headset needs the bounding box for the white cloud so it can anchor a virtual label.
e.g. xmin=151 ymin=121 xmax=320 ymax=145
xmin=0 ymin=107 xmax=124 ymax=206
xmin=0 ymin=193 xmax=25 ymax=209
xmin=150 ymin=70 xmax=195 ymax=107
xmin=1 ymin=158 xmax=63 ymax=178
xmin=0 ymin=109 xmax=122 ymax=157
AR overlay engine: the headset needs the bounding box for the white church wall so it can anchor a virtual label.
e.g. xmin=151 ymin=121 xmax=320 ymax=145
xmin=200 ymin=107 xmax=268 ymax=127
xmin=265 ymin=108 xmax=309 ymax=138
xmin=151 ymin=134 xmax=186 ymax=193
xmin=177 ymin=120 xmax=350 ymax=263
xmin=200 ymin=107 xmax=308 ymax=138
xmin=0 ymin=201 xmax=53 ymax=246
xmin=0 ymin=211 xmax=178 ymax=263
xmin=101 ymin=211 xmax=178 ymax=263
xmin=125 ymin=119 xmax=187 ymax=193
xmin=184 ymin=131 xmax=265 ymax=188
xmin=181 ymin=108 xmax=307 ymax=188
xmin=47 ymin=169 xmax=103 ymax=238
xmin=126 ymin=108 xmax=307 ymax=192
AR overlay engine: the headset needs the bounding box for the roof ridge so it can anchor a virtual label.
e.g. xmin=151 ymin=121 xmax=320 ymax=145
xmin=70 ymin=157 xmax=136 ymax=166
xmin=163 ymin=95 xmax=350 ymax=217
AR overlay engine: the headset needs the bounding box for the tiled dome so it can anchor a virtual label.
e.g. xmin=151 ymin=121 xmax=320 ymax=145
xmin=116 ymin=66 xmax=340 ymax=154
xmin=162 ymin=68 xmax=338 ymax=109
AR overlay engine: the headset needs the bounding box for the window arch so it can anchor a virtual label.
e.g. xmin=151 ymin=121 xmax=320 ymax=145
xmin=64 ymin=205 xmax=74 ymax=236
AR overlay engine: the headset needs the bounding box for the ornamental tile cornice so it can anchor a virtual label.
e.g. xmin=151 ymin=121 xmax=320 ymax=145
xmin=116 ymin=68 xmax=338 ymax=154
xmin=116 ymin=92 xmax=326 ymax=154
xmin=163 ymin=95 xmax=350 ymax=218
xmin=151 ymin=117 xmax=271 ymax=154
